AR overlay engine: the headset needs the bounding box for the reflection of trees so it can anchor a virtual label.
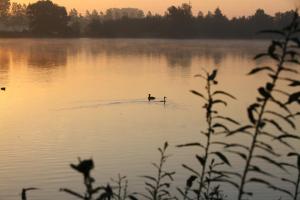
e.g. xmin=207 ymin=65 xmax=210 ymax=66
xmin=84 ymin=40 xmax=263 ymax=69
xmin=0 ymin=50 xmax=10 ymax=84
xmin=0 ymin=39 xmax=266 ymax=81
xmin=27 ymin=43 xmax=67 ymax=68
xmin=165 ymin=52 xmax=192 ymax=68
xmin=0 ymin=50 xmax=10 ymax=70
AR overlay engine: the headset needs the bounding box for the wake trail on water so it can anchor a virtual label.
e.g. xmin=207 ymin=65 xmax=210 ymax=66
xmin=53 ymin=98 xmax=178 ymax=111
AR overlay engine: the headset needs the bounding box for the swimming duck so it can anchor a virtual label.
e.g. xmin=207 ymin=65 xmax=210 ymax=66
xmin=163 ymin=96 xmax=167 ymax=104
xmin=1 ymin=87 xmax=5 ymax=91
xmin=148 ymin=94 xmax=156 ymax=101
xmin=160 ymin=96 xmax=167 ymax=104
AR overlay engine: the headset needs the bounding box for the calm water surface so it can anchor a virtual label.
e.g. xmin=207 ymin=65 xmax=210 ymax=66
xmin=0 ymin=39 xmax=298 ymax=200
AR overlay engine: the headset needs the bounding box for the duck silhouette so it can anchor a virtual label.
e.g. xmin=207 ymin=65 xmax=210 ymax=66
xmin=1 ymin=87 xmax=5 ymax=91
xmin=148 ymin=94 xmax=156 ymax=101
xmin=160 ymin=96 xmax=167 ymax=104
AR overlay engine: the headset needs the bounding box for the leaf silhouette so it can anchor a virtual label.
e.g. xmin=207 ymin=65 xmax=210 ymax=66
xmin=254 ymin=155 xmax=287 ymax=172
xmin=255 ymin=144 xmax=280 ymax=157
xmin=248 ymin=66 xmax=274 ymax=75
xmin=247 ymin=103 xmax=260 ymax=124
xmin=60 ymin=188 xmax=85 ymax=199
xmin=254 ymin=53 xmax=269 ymax=60
xmin=283 ymin=67 xmax=299 ymax=74
xmin=213 ymin=116 xmax=240 ymax=125
xmin=177 ymin=143 xmax=205 ymax=149
xmin=211 ymin=152 xmax=231 ymax=166
xmin=249 ymin=165 xmax=276 ymax=177
xmin=276 ymin=134 xmax=300 ymax=140
xmin=208 ymin=69 xmax=218 ymax=81
xmin=182 ymin=164 xmax=200 ymax=176
xmin=186 ymin=175 xmax=198 ymax=188
xmin=226 ymin=150 xmax=247 ymax=160
xmin=258 ymin=87 xmax=271 ymax=99
xmin=256 ymin=140 xmax=273 ymax=150
xmin=213 ymin=90 xmax=237 ymax=100
xmin=211 ymin=170 xmax=242 ymax=178
xmin=213 ymin=123 xmax=230 ymax=132
xmin=213 ymin=178 xmax=239 ymax=189
xmin=212 ymin=99 xmax=227 ymax=107
xmin=128 ymin=195 xmax=139 ymax=200
xmin=196 ymin=154 xmax=205 ymax=167
xmin=226 ymin=125 xmax=253 ymax=137
xmin=223 ymin=143 xmax=250 ymax=151
xmin=246 ymin=178 xmax=293 ymax=196
xmin=265 ymin=110 xmax=295 ymax=129
xmin=271 ymin=98 xmax=292 ymax=115
xmin=289 ymin=80 xmax=300 ymax=86
xmin=263 ymin=118 xmax=288 ymax=135
xmin=281 ymin=178 xmax=296 ymax=186
xmin=190 ymin=90 xmax=206 ymax=100
xmin=287 ymin=92 xmax=300 ymax=104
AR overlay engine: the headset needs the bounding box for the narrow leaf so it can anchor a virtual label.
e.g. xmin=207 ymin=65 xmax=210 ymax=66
xmin=211 ymin=152 xmax=231 ymax=166
xmin=177 ymin=143 xmax=205 ymax=149
xmin=248 ymin=66 xmax=274 ymax=75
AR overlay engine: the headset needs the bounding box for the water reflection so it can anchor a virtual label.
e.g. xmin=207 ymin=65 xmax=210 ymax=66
xmin=0 ymin=39 xmax=294 ymax=200
xmin=0 ymin=51 xmax=10 ymax=84
xmin=0 ymin=39 xmax=267 ymax=75
xmin=27 ymin=45 xmax=67 ymax=68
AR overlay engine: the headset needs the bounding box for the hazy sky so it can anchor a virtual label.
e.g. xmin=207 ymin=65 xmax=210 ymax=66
xmin=16 ymin=0 xmax=298 ymax=17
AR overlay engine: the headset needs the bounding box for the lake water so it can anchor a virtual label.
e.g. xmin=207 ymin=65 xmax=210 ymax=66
xmin=0 ymin=39 xmax=299 ymax=200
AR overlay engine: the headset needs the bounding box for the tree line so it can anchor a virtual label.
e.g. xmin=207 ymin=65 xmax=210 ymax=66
xmin=0 ymin=0 xmax=295 ymax=38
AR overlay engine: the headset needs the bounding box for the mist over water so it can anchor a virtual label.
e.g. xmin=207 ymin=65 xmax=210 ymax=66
xmin=0 ymin=39 xmax=298 ymax=200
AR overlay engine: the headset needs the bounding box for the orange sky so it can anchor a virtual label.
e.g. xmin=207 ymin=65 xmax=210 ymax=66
xmin=15 ymin=0 xmax=298 ymax=17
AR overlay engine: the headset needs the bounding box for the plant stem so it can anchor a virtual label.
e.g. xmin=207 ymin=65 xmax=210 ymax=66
xmin=294 ymin=167 xmax=300 ymax=200
xmin=237 ymin=30 xmax=290 ymax=200
xmin=154 ymin=149 xmax=164 ymax=200
xmin=197 ymin=77 xmax=213 ymax=200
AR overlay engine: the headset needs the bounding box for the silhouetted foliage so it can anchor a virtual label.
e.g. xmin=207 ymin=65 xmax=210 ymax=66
xmin=0 ymin=1 xmax=296 ymax=38
xmin=0 ymin=0 xmax=10 ymax=19
xmin=21 ymin=188 xmax=39 ymax=200
xmin=137 ymin=142 xmax=176 ymax=200
xmin=177 ymin=69 xmax=237 ymax=200
xmin=231 ymin=11 xmax=300 ymax=200
xmin=26 ymin=0 xmax=68 ymax=36
xmin=11 ymin=7 xmax=300 ymax=200
xmin=60 ymin=158 xmax=113 ymax=200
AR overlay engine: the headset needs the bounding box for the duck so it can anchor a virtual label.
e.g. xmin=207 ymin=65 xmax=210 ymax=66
xmin=160 ymin=96 xmax=167 ymax=104
xmin=148 ymin=94 xmax=156 ymax=101
xmin=1 ymin=87 xmax=5 ymax=91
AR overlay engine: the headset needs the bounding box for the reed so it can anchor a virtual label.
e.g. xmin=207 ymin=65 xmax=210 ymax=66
xmin=60 ymin=158 xmax=113 ymax=200
xmin=234 ymin=11 xmax=300 ymax=200
xmin=177 ymin=69 xmax=238 ymax=200
xmin=137 ymin=142 xmax=176 ymax=200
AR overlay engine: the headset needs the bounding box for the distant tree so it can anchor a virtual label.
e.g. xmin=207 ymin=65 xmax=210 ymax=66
xmin=104 ymin=8 xmax=144 ymax=20
xmin=0 ymin=0 xmax=10 ymax=19
xmin=165 ymin=3 xmax=194 ymax=37
xmin=197 ymin=11 xmax=204 ymax=19
xmin=68 ymin=8 xmax=81 ymax=36
xmin=249 ymin=9 xmax=273 ymax=31
xmin=146 ymin=11 xmax=152 ymax=18
xmin=166 ymin=3 xmax=193 ymax=21
xmin=274 ymin=10 xmax=294 ymax=29
xmin=9 ymin=3 xmax=28 ymax=31
xmin=26 ymin=0 xmax=68 ymax=36
xmin=214 ymin=7 xmax=226 ymax=19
